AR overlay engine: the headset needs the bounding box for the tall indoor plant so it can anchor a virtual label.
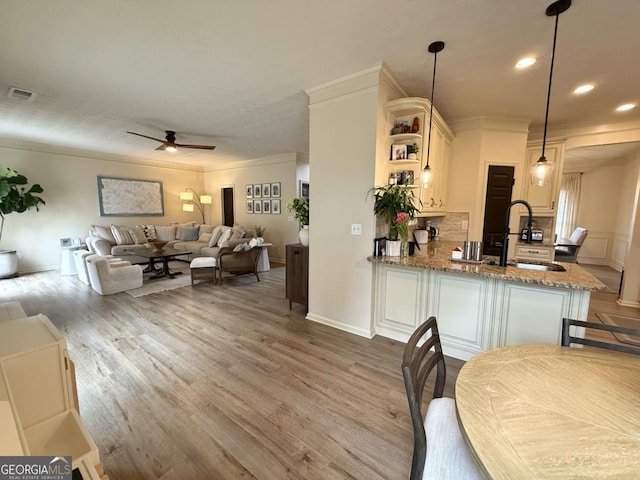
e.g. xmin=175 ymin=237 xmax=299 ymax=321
xmin=287 ymin=196 xmax=309 ymax=246
xmin=370 ymin=184 xmax=419 ymax=256
xmin=0 ymin=165 xmax=45 ymax=278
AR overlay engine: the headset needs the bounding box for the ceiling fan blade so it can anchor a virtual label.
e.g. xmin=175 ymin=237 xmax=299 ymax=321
xmin=175 ymin=143 xmax=216 ymax=150
xmin=127 ymin=131 xmax=165 ymax=143
xmin=155 ymin=144 xmax=169 ymax=151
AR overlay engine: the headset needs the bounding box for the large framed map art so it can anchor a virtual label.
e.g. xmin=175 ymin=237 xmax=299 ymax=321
xmin=97 ymin=176 xmax=164 ymax=216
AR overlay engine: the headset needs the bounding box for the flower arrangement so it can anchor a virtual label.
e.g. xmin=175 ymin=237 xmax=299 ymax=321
xmin=393 ymin=212 xmax=410 ymax=242
xmin=286 ymin=196 xmax=309 ymax=226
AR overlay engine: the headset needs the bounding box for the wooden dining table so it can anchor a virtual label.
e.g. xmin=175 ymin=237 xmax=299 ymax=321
xmin=455 ymin=344 xmax=640 ymax=479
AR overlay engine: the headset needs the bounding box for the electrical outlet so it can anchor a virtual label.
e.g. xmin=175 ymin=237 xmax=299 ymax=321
xmin=461 ymin=221 xmax=468 ymax=230
xmin=351 ymin=224 xmax=362 ymax=235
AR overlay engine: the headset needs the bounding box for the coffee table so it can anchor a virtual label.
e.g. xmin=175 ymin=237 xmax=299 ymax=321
xmin=132 ymin=248 xmax=192 ymax=279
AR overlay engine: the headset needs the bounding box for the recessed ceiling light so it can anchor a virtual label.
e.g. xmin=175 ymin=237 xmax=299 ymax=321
xmin=616 ymin=103 xmax=636 ymax=112
xmin=515 ymin=57 xmax=536 ymax=69
xmin=573 ymin=84 xmax=594 ymax=94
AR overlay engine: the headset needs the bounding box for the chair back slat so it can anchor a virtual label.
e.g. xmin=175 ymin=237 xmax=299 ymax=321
xmin=561 ymin=318 xmax=640 ymax=356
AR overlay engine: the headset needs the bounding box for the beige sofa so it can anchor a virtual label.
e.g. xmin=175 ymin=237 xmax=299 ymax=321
xmin=86 ymin=223 xmax=254 ymax=264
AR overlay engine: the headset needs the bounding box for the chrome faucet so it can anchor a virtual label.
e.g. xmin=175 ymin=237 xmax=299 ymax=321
xmin=500 ymin=200 xmax=533 ymax=267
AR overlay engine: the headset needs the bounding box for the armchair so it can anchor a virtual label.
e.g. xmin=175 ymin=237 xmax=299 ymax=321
xmin=555 ymin=227 xmax=588 ymax=263
xmin=218 ymin=246 xmax=260 ymax=283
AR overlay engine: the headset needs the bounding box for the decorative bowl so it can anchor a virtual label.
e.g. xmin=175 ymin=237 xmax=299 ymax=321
xmin=150 ymin=241 xmax=168 ymax=252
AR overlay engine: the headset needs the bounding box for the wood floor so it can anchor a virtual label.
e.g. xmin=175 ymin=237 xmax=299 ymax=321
xmin=1 ymin=267 xmax=462 ymax=480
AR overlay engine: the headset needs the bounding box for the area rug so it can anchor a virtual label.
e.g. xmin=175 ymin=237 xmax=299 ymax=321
xmin=126 ymin=262 xmax=192 ymax=297
xmin=595 ymin=312 xmax=640 ymax=347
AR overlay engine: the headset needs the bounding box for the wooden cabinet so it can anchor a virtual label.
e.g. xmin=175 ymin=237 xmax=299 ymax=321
xmin=522 ymin=141 xmax=565 ymax=215
xmin=514 ymin=244 xmax=554 ymax=262
xmin=383 ymin=97 xmax=454 ymax=216
xmin=286 ymin=244 xmax=308 ymax=311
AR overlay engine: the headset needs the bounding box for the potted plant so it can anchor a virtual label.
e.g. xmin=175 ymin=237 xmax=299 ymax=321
xmin=407 ymin=143 xmax=420 ymax=160
xmin=369 ymin=184 xmax=419 ymax=256
xmin=254 ymin=225 xmax=266 ymax=245
xmin=286 ymin=196 xmax=309 ymax=246
xmin=0 ymin=166 xmax=45 ymax=278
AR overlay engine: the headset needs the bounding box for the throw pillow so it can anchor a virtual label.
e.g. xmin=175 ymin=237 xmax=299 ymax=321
xmin=91 ymin=225 xmax=116 ymax=244
xmin=233 ymin=243 xmax=245 ymax=252
xmin=172 ymin=221 xmax=196 ymax=240
xmin=248 ymin=237 xmax=259 ymax=248
xmin=179 ymin=226 xmax=200 ymax=241
xmin=217 ymin=227 xmax=232 ymax=247
xmin=198 ymin=233 xmax=212 ymax=244
xmin=139 ymin=224 xmax=157 ymax=241
xmin=199 ymin=224 xmax=215 ymax=235
xmin=127 ymin=225 xmax=148 ymax=244
xmin=155 ymin=225 xmax=176 ymax=242
xmin=111 ymin=225 xmax=134 ymax=245
xmin=230 ymin=229 xmax=245 ymax=241
xmin=208 ymin=226 xmax=224 ymax=247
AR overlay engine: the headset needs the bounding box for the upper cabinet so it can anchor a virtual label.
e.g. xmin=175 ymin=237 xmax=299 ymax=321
xmin=522 ymin=140 xmax=566 ymax=215
xmin=384 ymin=97 xmax=454 ymax=216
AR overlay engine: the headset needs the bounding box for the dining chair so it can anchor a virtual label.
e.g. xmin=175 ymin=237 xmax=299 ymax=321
xmin=561 ymin=318 xmax=640 ymax=356
xmin=554 ymin=227 xmax=588 ymax=263
xmin=401 ymin=316 xmax=481 ymax=480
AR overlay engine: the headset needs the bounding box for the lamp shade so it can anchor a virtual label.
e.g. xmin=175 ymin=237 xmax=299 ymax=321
xmin=200 ymin=194 xmax=212 ymax=204
xmin=182 ymin=203 xmax=195 ymax=212
xmin=180 ymin=191 xmax=194 ymax=201
xmin=531 ymin=156 xmax=554 ymax=186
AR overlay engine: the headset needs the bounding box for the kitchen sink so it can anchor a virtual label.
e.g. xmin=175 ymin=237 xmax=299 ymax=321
xmin=509 ymin=261 xmax=566 ymax=272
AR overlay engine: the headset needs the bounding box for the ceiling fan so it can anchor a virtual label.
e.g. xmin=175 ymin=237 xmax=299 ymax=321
xmin=126 ymin=130 xmax=216 ymax=152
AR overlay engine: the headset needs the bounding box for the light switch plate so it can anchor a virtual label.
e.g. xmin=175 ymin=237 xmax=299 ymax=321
xmin=351 ymin=224 xmax=362 ymax=235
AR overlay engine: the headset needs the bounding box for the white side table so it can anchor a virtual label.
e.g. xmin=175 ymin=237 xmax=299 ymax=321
xmin=257 ymin=243 xmax=272 ymax=273
xmin=61 ymin=246 xmax=83 ymax=276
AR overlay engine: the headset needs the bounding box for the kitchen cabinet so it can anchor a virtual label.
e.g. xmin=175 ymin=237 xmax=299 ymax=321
xmin=286 ymin=244 xmax=308 ymax=311
xmin=383 ymin=97 xmax=454 ymax=215
xmin=522 ymin=140 xmax=565 ymax=215
xmin=514 ymin=244 xmax=554 ymax=262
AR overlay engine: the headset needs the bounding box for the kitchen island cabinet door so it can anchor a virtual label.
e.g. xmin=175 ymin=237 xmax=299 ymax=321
xmin=428 ymin=272 xmax=495 ymax=360
xmin=373 ymin=265 xmax=428 ymax=342
xmin=495 ymin=282 xmax=590 ymax=346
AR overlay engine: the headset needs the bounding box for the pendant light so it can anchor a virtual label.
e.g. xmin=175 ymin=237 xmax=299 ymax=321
xmin=423 ymin=41 xmax=445 ymax=188
xmin=531 ymin=0 xmax=571 ymax=186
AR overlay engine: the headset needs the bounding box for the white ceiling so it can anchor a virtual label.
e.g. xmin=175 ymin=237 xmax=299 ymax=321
xmin=1 ymin=0 xmax=639 ymax=168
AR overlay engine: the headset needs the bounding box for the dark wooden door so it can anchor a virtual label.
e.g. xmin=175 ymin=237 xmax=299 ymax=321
xmin=222 ymin=187 xmax=234 ymax=227
xmin=482 ymin=166 xmax=515 ymax=256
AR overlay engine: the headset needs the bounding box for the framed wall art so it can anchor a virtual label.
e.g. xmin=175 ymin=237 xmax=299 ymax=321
xmin=254 ymin=199 xmax=262 ymax=214
xmin=262 ymin=200 xmax=271 ymax=214
xmin=245 ymin=184 xmax=253 ymax=198
xmin=271 ymin=199 xmax=281 ymax=214
xmin=253 ymin=184 xmax=262 ymax=198
xmin=262 ymin=183 xmax=271 ymax=198
xmin=246 ymin=200 xmax=254 ymax=214
xmin=271 ymin=182 xmax=281 ymax=197
xmin=97 ymin=176 xmax=164 ymax=216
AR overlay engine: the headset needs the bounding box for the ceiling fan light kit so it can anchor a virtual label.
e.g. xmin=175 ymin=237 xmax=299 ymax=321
xmin=530 ymin=0 xmax=571 ymax=187
xmin=127 ymin=130 xmax=216 ymax=152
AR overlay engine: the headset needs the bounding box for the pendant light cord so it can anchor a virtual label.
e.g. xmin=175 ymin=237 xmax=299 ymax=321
xmin=426 ymin=50 xmax=438 ymax=169
xmin=542 ymin=10 xmax=561 ymax=159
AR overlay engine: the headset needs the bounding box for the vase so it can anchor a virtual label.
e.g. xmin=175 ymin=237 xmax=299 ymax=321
xmin=386 ymin=240 xmax=401 ymax=257
xmin=400 ymin=241 xmax=415 ymax=257
xmin=299 ymin=225 xmax=309 ymax=246
xmin=256 ymin=236 xmax=264 ymax=245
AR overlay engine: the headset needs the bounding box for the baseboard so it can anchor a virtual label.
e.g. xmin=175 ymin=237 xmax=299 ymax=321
xmin=305 ymin=313 xmax=374 ymax=339
xmin=616 ymin=299 xmax=640 ymax=309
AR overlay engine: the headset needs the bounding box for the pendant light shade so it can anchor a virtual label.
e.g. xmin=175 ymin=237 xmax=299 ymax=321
xmin=423 ymin=41 xmax=445 ymax=188
xmin=530 ymin=0 xmax=571 ymax=186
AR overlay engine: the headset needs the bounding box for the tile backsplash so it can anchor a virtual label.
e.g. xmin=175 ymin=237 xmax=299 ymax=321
xmin=415 ymin=212 xmax=470 ymax=243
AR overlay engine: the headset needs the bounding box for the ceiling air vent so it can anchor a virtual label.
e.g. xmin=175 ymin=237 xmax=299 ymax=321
xmin=8 ymin=87 xmax=36 ymax=101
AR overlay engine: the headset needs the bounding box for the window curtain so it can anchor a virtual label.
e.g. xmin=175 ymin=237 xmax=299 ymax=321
xmin=555 ymin=173 xmax=582 ymax=239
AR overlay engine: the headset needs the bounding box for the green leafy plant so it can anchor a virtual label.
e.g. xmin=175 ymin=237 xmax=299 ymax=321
xmin=407 ymin=143 xmax=420 ymax=155
xmin=369 ymin=184 xmax=420 ymax=240
xmin=254 ymin=225 xmax=266 ymax=237
xmin=0 ymin=166 xmax=45 ymax=246
xmin=286 ymin=196 xmax=309 ymax=226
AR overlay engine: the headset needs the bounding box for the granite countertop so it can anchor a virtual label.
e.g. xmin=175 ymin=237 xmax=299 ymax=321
xmin=367 ymin=240 xmax=606 ymax=291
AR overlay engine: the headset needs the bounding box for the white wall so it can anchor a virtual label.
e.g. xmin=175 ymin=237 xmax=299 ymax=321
xmin=0 ymin=139 xmax=202 ymax=273
xmin=305 ymin=65 xmax=403 ymax=337
xmin=203 ymin=153 xmax=303 ymax=263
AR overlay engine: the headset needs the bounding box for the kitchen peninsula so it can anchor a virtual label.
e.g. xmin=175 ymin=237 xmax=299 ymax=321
xmin=369 ymin=240 xmax=605 ymax=360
